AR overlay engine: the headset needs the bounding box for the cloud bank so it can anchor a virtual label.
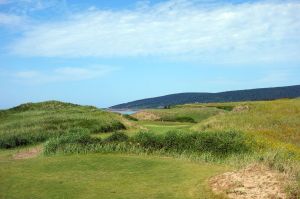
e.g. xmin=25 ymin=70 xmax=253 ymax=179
xmin=13 ymin=66 xmax=113 ymax=83
xmin=9 ymin=0 xmax=300 ymax=63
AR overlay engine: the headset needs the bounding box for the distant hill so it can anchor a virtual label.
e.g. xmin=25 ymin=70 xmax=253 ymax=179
xmin=110 ymin=85 xmax=300 ymax=109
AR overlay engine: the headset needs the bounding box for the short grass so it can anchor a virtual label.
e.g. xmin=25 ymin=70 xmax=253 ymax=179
xmin=0 ymin=101 xmax=125 ymax=148
xmin=137 ymin=121 xmax=193 ymax=134
xmin=0 ymin=151 xmax=227 ymax=199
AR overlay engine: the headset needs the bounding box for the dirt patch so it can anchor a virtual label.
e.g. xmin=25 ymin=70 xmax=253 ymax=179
xmin=209 ymin=164 xmax=289 ymax=199
xmin=13 ymin=146 xmax=42 ymax=160
xmin=132 ymin=111 xmax=160 ymax=121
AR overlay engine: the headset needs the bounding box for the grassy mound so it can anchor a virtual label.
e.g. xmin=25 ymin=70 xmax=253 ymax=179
xmin=0 ymin=101 xmax=125 ymax=148
xmin=191 ymin=99 xmax=300 ymax=148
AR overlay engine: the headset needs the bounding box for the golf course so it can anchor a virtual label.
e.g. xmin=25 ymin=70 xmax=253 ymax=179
xmin=0 ymin=99 xmax=299 ymax=199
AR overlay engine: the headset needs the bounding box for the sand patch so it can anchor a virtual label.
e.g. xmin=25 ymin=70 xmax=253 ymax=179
xmin=13 ymin=146 xmax=42 ymax=160
xmin=209 ymin=164 xmax=289 ymax=199
xmin=233 ymin=105 xmax=249 ymax=112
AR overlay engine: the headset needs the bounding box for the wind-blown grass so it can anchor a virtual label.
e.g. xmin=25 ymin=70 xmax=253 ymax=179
xmin=191 ymin=99 xmax=300 ymax=148
xmin=0 ymin=101 xmax=125 ymax=148
xmin=44 ymin=130 xmax=255 ymax=157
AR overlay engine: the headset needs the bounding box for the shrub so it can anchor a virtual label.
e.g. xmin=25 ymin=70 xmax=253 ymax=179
xmin=132 ymin=130 xmax=253 ymax=155
xmin=192 ymin=131 xmax=252 ymax=155
xmin=159 ymin=116 xmax=196 ymax=123
xmin=44 ymin=128 xmax=101 ymax=154
xmin=104 ymin=132 xmax=129 ymax=142
xmin=162 ymin=131 xmax=191 ymax=152
xmin=123 ymin=114 xmax=138 ymax=121
xmin=132 ymin=131 xmax=163 ymax=149
xmin=0 ymin=130 xmax=62 ymax=149
xmin=44 ymin=130 xmax=254 ymax=157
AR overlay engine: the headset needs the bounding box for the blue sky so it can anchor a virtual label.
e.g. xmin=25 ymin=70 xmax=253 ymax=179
xmin=0 ymin=0 xmax=299 ymax=109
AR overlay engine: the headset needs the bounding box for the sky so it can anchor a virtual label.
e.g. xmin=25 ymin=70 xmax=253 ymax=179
xmin=0 ymin=0 xmax=299 ymax=109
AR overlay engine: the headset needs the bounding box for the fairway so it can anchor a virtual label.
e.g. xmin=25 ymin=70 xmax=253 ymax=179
xmin=0 ymin=152 xmax=226 ymax=199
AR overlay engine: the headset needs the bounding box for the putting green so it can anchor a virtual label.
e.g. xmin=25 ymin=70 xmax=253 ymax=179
xmin=0 ymin=152 xmax=227 ymax=199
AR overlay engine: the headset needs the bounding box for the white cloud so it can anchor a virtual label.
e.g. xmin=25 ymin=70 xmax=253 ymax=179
xmin=9 ymin=0 xmax=300 ymax=63
xmin=0 ymin=12 xmax=24 ymax=26
xmin=0 ymin=0 xmax=9 ymax=4
xmin=13 ymin=66 xmax=114 ymax=83
xmin=15 ymin=70 xmax=40 ymax=78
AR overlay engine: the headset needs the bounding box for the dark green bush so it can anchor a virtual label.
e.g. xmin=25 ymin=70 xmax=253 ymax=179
xmin=123 ymin=114 xmax=138 ymax=121
xmin=132 ymin=131 xmax=163 ymax=149
xmin=131 ymin=130 xmax=253 ymax=155
xmin=44 ymin=129 xmax=254 ymax=157
xmin=192 ymin=131 xmax=251 ymax=155
xmin=44 ymin=128 xmax=101 ymax=154
xmin=159 ymin=116 xmax=196 ymax=123
xmin=0 ymin=130 xmax=62 ymax=149
xmin=104 ymin=132 xmax=129 ymax=142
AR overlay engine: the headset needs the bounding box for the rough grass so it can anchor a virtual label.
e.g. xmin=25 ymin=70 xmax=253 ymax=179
xmin=0 ymin=101 xmax=125 ymax=148
xmin=191 ymin=99 xmax=300 ymax=148
xmin=44 ymin=130 xmax=255 ymax=157
xmin=132 ymin=107 xmax=224 ymax=123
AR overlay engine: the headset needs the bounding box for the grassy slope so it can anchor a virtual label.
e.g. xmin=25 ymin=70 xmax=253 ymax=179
xmin=191 ymin=99 xmax=300 ymax=150
xmin=0 ymin=149 xmax=226 ymax=199
xmin=0 ymin=101 xmax=125 ymax=148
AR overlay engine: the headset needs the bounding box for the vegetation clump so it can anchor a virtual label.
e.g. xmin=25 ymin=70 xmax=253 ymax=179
xmin=44 ymin=130 xmax=254 ymax=157
xmin=104 ymin=132 xmax=129 ymax=143
xmin=44 ymin=128 xmax=101 ymax=154
xmin=123 ymin=114 xmax=138 ymax=121
xmin=159 ymin=116 xmax=196 ymax=123
xmin=132 ymin=130 xmax=253 ymax=155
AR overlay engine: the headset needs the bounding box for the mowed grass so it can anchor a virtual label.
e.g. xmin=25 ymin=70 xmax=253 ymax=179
xmin=137 ymin=121 xmax=193 ymax=134
xmin=0 ymin=151 xmax=227 ymax=199
xmin=0 ymin=101 xmax=125 ymax=148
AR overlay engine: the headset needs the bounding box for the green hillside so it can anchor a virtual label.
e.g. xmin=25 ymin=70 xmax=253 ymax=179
xmin=0 ymin=101 xmax=125 ymax=148
xmin=0 ymin=99 xmax=299 ymax=198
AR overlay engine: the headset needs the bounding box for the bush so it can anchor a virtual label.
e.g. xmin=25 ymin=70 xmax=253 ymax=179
xmin=132 ymin=130 xmax=253 ymax=155
xmin=192 ymin=131 xmax=252 ymax=155
xmin=132 ymin=131 xmax=163 ymax=149
xmin=0 ymin=130 xmax=62 ymax=149
xmin=104 ymin=132 xmax=129 ymax=142
xmin=123 ymin=114 xmax=138 ymax=121
xmin=44 ymin=128 xmax=101 ymax=154
xmin=44 ymin=129 xmax=254 ymax=157
xmin=159 ymin=116 xmax=196 ymax=123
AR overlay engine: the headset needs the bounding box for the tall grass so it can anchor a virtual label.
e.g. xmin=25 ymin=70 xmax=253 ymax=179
xmin=0 ymin=101 xmax=125 ymax=148
xmin=44 ymin=130 xmax=255 ymax=156
xmin=192 ymin=99 xmax=300 ymax=148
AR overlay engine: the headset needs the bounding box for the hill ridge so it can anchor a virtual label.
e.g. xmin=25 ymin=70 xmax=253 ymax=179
xmin=110 ymin=85 xmax=300 ymax=109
